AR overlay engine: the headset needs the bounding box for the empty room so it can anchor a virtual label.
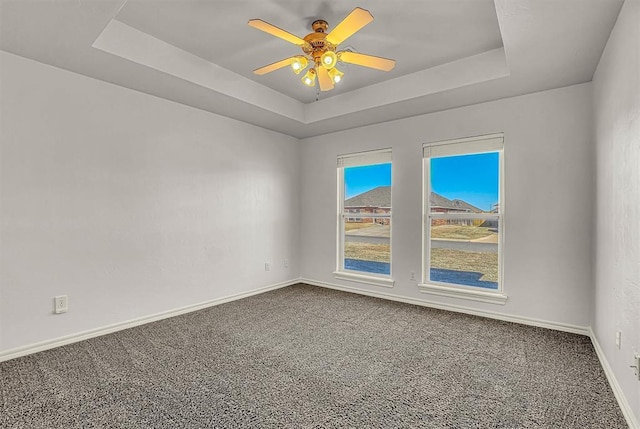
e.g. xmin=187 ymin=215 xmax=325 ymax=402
xmin=1 ymin=0 xmax=638 ymax=427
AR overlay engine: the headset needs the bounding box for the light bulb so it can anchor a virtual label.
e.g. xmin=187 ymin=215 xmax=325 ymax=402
xmin=301 ymin=68 xmax=316 ymax=87
xmin=290 ymin=56 xmax=308 ymax=75
xmin=320 ymin=51 xmax=337 ymax=70
xmin=328 ymin=67 xmax=344 ymax=84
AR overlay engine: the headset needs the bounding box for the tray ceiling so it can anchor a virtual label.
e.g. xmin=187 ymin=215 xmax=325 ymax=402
xmin=0 ymin=0 xmax=624 ymax=138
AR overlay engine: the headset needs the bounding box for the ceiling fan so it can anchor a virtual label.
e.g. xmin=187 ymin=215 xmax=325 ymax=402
xmin=248 ymin=7 xmax=396 ymax=92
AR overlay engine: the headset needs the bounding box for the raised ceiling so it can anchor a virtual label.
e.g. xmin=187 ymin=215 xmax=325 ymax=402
xmin=115 ymin=0 xmax=504 ymax=103
xmin=0 ymin=0 xmax=624 ymax=138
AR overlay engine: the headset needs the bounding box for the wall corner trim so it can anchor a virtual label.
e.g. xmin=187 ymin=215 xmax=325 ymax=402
xmin=0 ymin=279 xmax=300 ymax=363
xmin=300 ymin=278 xmax=589 ymax=335
xmin=589 ymin=327 xmax=640 ymax=429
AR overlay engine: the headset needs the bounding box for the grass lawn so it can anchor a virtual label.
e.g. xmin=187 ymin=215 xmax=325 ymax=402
xmin=345 ymin=222 xmax=377 ymax=231
xmin=430 ymin=225 xmax=496 ymax=241
xmin=344 ymin=243 xmax=497 ymax=283
xmin=344 ymin=224 xmax=497 ymax=282
xmin=430 ymin=248 xmax=498 ymax=282
xmin=345 ymin=243 xmax=390 ymax=262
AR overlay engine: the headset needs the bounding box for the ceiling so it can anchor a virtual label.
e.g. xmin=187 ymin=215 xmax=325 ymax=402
xmin=0 ymin=0 xmax=624 ymax=138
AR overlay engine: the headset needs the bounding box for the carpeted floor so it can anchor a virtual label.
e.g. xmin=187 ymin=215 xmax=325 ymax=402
xmin=0 ymin=283 xmax=627 ymax=428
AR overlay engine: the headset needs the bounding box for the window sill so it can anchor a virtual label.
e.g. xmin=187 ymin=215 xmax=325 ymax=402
xmin=333 ymin=271 xmax=395 ymax=288
xmin=418 ymin=282 xmax=507 ymax=305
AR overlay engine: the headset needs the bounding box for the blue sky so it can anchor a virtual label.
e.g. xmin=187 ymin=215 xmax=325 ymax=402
xmin=344 ymin=153 xmax=498 ymax=211
xmin=344 ymin=163 xmax=391 ymax=199
xmin=430 ymin=152 xmax=499 ymax=211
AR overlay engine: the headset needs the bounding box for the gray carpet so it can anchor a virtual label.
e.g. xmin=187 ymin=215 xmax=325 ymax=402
xmin=0 ymin=283 xmax=627 ymax=428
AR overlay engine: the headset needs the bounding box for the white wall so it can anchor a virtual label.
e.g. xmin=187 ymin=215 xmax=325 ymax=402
xmin=593 ymin=0 xmax=640 ymax=422
xmin=0 ymin=6 xmax=637 ymax=417
xmin=300 ymin=83 xmax=594 ymax=328
xmin=0 ymin=52 xmax=300 ymax=352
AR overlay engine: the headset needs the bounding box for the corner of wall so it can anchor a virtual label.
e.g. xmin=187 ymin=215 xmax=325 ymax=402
xmin=588 ymin=81 xmax=598 ymax=327
xmin=590 ymin=0 xmax=640 ymax=425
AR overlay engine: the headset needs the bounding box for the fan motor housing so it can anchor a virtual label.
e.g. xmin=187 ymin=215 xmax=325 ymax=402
xmin=303 ymin=20 xmax=336 ymax=58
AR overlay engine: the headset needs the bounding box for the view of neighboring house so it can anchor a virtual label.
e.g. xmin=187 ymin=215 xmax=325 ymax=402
xmin=345 ymin=186 xmax=391 ymax=224
xmin=345 ymin=186 xmax=483 ymax=225
xmin=429 ymin=192 xmax=482 ymax=214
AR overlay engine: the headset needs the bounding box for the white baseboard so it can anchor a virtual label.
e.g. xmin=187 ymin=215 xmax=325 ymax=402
xmin=589 ymin=328 xmax=639 ymax=429
xmin=0 ymin=279 xmax=299 ymax=363
xmin=301 ymin=277 xmax=589 ymax=335
xmin=303 ymin=278 xmax=639 ymax=427
xmin=4 ymin=278 xmax=634 ymax=427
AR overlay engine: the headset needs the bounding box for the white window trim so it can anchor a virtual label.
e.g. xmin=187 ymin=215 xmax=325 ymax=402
xmin=335 ymin=148 xmax=394 ymax=287
xmin=420 ymin=133 xmax=506 ymax=304
xmin=333 ymin=271 xmax=395 ymax=288
xmin=418 ymin=282 xmax=507 ymax=305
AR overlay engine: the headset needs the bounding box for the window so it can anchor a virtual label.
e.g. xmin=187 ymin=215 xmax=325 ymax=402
xmin=335 ymin=149 xmax=394 ymax=287
xmin=421 ymin=134 xmax=506 ymax=304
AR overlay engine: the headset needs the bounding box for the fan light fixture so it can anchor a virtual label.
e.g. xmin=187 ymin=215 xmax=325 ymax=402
xmin=301 ymin=68 xmax=316 ymax=86
xmin=328 ymin=67 xmax=344 ymax=83
xmin=290 ymin=56 xmax=308 ymax=74
xmin=320 ymin=50 xmax=337 ymax=69
xmin=249 ymin=7 xmax=395 ymax=92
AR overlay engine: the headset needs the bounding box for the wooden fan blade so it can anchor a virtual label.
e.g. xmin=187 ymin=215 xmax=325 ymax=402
xmin=248 ymin=19 xmax=307 ymax=46
xmin=253 ymin=57 xmax=295 ymax=75
xmin=325 ymin=7 xmax=373 ymax=46
xmin=339 ymin=51 xmax=396 ymax=71
xmin=317 ymin=67 xmax=334 ymax=92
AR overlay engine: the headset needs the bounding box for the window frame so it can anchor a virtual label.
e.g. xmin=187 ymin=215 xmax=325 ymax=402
xmin=334 ymin=148 xmax=395 ymax=288
xmin=420 ymin=134 xmax=507 ymax=305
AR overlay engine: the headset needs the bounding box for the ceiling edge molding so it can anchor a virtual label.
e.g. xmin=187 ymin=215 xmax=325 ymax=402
xmin=92 ymin=20 xmax=510 ymax=127
xmin=92 ymin=19 xmax=306 ymax=123
xmin=305 ymin=47 xmax=510 ymax=123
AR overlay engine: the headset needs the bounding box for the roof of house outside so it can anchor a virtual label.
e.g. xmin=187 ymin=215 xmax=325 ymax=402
xmin=345 ymin=186 xmax=482 ymax=213
xmin=345 ymin=186 xmax=391 ymax=208
xmin=437 ymin=198 xmax=483 ymax=213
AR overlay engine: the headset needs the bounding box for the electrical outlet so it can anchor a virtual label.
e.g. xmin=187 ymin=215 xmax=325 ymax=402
xmin=284 ymin=259 xmax=289 ymax=268
xmin=615 ymin=331 xmax=621 ymax=349
xmin=264 ymin=262 xmax=270 ymax=272
xmin=410 ymin=271 xmax=416 ymax=281
xmin=54 ymin=295 xmax=68 ymax=314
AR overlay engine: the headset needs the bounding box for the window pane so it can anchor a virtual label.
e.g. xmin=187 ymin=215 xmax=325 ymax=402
xmin=430 ymin=152 xmax=499 ymax=214
xmin=344 ymin=218 xmax=390 ymax=275
xmin=429 ymin=219 xmax=498 ymax=289
xmin=344 ymin=163 xmax=391 ymax=206
xmin=342 ymin=161 xmax=391 ymax=276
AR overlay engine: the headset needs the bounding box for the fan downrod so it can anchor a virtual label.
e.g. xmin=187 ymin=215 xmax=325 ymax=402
xmin=311 ymin=20 xmax=328 ymax=33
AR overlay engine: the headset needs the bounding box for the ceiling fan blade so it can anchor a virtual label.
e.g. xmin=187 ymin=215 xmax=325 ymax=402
xmin=325 ymin=7 xmax=373 ymax=46
xmin=253 ymin=57 xmax=295 ymax=75
xmin=339 ymin=51 xmax=396 ymax=71
xmin=317 ymin=67 xmax=335 ymax=91
xmin=248 ymin=19 xmax=307 ymax=46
